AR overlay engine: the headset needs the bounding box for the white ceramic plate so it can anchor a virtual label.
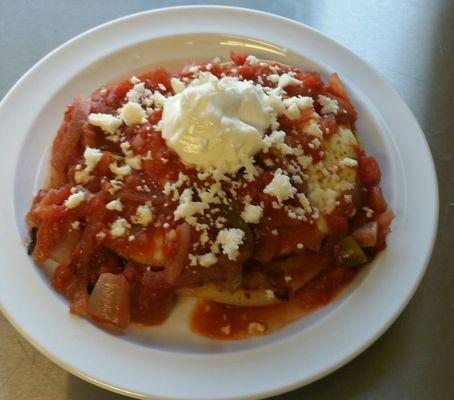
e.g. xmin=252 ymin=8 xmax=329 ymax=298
xmin=0 ymin=6 xmax=438 ymax=400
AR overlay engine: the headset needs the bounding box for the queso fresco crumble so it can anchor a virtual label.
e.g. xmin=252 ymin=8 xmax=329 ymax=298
xmin=26 ymin=52 xmax=393 ymax=338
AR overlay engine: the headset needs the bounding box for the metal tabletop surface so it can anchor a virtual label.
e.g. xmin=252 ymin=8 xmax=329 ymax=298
xmin=0 ymin=1 xmax=452 ymax=399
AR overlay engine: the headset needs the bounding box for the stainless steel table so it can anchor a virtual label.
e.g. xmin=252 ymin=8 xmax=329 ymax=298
xmin=1 ymin=1 xmax=452 ymax=399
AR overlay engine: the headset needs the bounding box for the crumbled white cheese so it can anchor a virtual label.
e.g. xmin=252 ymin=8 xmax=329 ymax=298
xmin=106 ymin=199 xmax=123 ymax=212
xmin=247 ymin=322 xmax=266 ymax=334
xmin=197 ymin=180 xmax=224 ymax=204
xmin=110 ymin=217 xmax=131 ymax=237
xmin=130 ymin=76 xmax=141 ymax=85
xmin=339 ymin=157 xmax=358 ymax=167
xmin=153 ymin=91 xmax=167 ymax=108
xmin=163 ymin=172 xmax=189 ymax=201
xmin=70 ymin=221 xmax=80 ymax=230
xmin=265 ymin=91 xmax=285 ymax=116
xmin=88 ymin=113 xmax=122 ymax=134
xmin=220 ymin=325 xmax=231 ymax=335
xmin=309 ymin=187 xmax=339 ymax=214
xmin=263 ymin=130 xmax=293 ymax=155
xmin=119 ymin=101 xmax=146 ymax=126
xmin=333 ymin=180 xmax=355 ymax=193
xmin=74 ymin=170 xmax=91 ymax=186
xmin=188 ymin=254 xmax=198 ymax=267
xmin=126 ymin=156 xmax=142 ymax=170
xmin=188 ymin=65 xmax=200 ymax=74
xmin=174 ymin=188 xmax=209 ymax=221
xmin=109 ymin=163 xmax=131 ymax=180
xmin=170 ymin=77 xmax=186 ymax=93
xmin=121 ymin=141 xmax=142 ymax=170
xmin=199 ymin=230 xmax=210 ymax=244
xmin=363 ymin=207 xmax=374 ymax=218
xmin=108 ymin=180 xmax=123 ymax=195
xmin=264 ymin=169 xmax=297 ymax=203
xmin=131 ymin=204 xmax=154 ymax=226
xmin=96 ymin=231 xmax=106 ymax=240
xmin=64 ymin=190 xmax=85 ymax=209
xmin=265 ymin=289 xmax=275 ymax=299
xmin=268 ymin=74 xmax=280 ymax=84
xmin=283 ymin=96 xmax=313 ymax=120
xmin=318 ymin=95 xmax=339 ymax=115
xmin=246 ymin=55 xmax=260 ymax=65
xmin=74 ymin=147 xmax=103 ymax=184
xmin=198 ymin=253 xmax=218 ymax=267
xmin=277 ymin=73 xmax=302 ymax=89
xmin=216 ymin=228 xmax=245 ymax=261
xmin=241 ymin=204 xmax=263 ymax=224
xmin=120 ymin=142 xmax=132 ymax=156
xmin=126 ymin=81 xmax=153 ymax=105
xmin=303 ymin=121 xmax=323 ymax=139
xmin=292 ymin=175 xmax=303 ymax=184
xmin=297 ymin=155 xmax=313 ymax=169
xmin=84 ymin=147 xmax=103 ymax=170
xmin=297 ymin=193 xmax=312 ymax=213
xmin=310 ymin=138 xmax=322 ymax=150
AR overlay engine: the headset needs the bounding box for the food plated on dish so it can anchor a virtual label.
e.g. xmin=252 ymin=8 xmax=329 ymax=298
xmin=0 ymin=6 xmax=437 ymax=399
xmin=26 ymin=52 xmax=394 ymax=339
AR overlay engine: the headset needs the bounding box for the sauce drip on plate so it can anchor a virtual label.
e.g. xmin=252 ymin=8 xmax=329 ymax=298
xmin=191 ymin=263 xmax=357 ymax=340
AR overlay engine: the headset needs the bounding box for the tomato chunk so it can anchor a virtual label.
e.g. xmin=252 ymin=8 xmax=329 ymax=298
xmin=230 ymin=52 xmax=248 ymax=65
xmin=358 ymin=156 xmax=381 ymax=186
xmin=26 ymin=55 xmax=393 ymax=335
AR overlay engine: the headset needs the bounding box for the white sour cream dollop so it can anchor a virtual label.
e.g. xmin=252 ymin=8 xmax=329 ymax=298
xmin=161 ymin=73 xmax=271 ymax=173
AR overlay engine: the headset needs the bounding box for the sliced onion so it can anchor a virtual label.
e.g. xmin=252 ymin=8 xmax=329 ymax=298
xmin=50 ymin=98 xmax=90 ymax=186
xmin=377 ymin=210 xmax=395 ymax=230
xmin=368 ymin=186 xmax=387 ymax=214
xmin=88 ymin=273 xmax=130 ymax=329
xmin=352 ymin=221 xmax=378 ymax=248
xmin=49 ymin=226 xmax=81 ymax=265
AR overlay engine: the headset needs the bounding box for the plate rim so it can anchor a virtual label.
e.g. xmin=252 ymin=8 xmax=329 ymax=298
xmin=0 ymin=5 xmax=439 ymax=400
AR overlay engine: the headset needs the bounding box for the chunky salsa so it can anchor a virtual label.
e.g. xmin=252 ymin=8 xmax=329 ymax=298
xmin=26 ymin=53 xmax=393 ymax=338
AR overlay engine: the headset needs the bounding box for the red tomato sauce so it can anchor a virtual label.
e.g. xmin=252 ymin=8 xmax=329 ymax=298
xmin=191 ymin=263 xmax=357 ymax=340
xmin=26 ymin=52 xmax=393 ymax=336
